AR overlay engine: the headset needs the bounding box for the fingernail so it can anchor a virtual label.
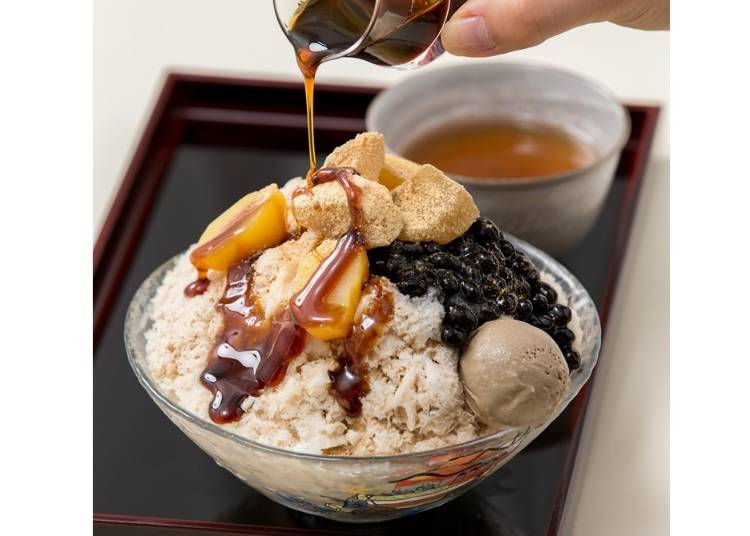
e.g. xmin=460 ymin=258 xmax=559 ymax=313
xmin=442 ymin=15 xmax=496 ymax=56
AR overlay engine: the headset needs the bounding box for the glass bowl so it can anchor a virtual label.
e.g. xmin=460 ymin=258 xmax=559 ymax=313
xmin=125 ymin=236 xmax=600 ymax=523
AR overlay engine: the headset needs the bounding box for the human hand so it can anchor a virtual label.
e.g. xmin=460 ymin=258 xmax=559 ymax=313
xmin=441 ymin=0 xmax=669 ymax=57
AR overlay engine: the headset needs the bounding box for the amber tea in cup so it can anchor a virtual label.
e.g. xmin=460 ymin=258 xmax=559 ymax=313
xmin=401 ymin=119 xmax=599 ymax=180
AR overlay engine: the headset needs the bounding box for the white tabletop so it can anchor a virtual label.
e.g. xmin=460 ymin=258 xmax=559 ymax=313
xmin=94 ymin=1 xmax=669 ymax=533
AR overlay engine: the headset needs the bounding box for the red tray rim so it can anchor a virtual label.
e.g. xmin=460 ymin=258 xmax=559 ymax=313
xmin=93 ymin=71 xmax=661 ymax=535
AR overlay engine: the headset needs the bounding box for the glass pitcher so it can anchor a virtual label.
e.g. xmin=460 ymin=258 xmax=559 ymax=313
xmin=274 ymin=0 xmax=456 ymax=70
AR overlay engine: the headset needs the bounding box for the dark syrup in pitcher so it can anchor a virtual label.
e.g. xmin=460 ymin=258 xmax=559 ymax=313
xmin=288 ymin=0 xmax=450 ymax=68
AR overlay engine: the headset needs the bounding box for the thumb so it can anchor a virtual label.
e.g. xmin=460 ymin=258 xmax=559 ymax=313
xmin=441 ymin=0 xmax=599 ymax=57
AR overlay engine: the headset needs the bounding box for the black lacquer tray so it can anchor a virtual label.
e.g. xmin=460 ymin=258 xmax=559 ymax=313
xmin=94 ymin=73 xmax=660 ymax=536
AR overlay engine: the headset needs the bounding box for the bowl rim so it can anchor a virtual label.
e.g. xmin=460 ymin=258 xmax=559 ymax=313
xmin=365 ymin=60 xmax=632 ymax=187
xmin=125 ymin=236 xmax=601 ymax=463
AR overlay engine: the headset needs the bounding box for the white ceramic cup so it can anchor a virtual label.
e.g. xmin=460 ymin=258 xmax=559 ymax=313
xmin=366 ymin=62 xmax=630 ymax=255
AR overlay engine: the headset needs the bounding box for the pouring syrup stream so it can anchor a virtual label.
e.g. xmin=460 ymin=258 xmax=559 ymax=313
xmin=297 ymin=49 xmax=320 ymax=183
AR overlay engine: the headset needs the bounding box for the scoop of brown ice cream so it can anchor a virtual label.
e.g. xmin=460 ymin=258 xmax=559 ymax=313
xmin=460 ymin=318 xmax=570 ymax=429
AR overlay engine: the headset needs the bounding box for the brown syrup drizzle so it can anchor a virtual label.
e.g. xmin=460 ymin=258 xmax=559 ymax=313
xmin=184 ymin=276 xmax=210 ymax=298
xmin=331 ymin=277 xmax=394 ymax=415
xmin=199 ymin=254 xmax=307 ymax=423
xmin=196 ymin=167 xmax=389 ymax=423
xmin=290 ymin=231 xmax=364 ymax=331
xmin=289 ymin=167 xmax=365 ymax=332
xmin=298 ymin=51 xmax=320 ymax=184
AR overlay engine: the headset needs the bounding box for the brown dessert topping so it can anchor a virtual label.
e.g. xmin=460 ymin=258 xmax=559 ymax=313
xmin=200 ymin=254 xmax=307 ymax=424
xmin=184 ymin=275 xmax=210 ymax=297
xmin=330 ymin=277 xmax=394 ymax=415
